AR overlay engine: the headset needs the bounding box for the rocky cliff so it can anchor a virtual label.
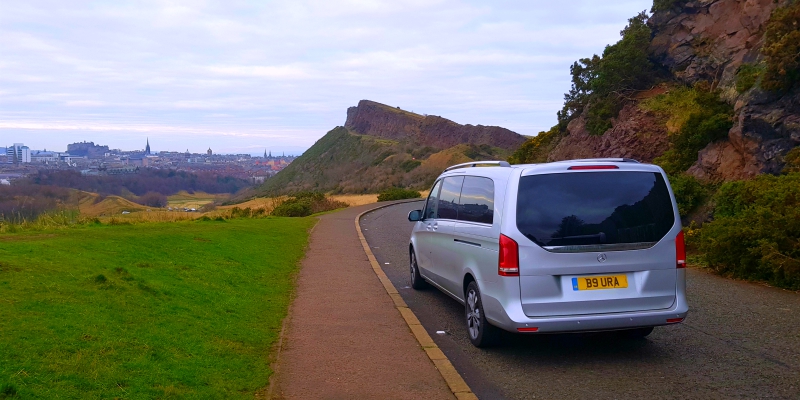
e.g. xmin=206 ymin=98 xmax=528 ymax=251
xmin=345 ymin=100 xmax=526 ymax=151
xmin=534 ymin=0 xmax=799 ymax=182
xmin=254 ymin=101 xmax=526 ymax=195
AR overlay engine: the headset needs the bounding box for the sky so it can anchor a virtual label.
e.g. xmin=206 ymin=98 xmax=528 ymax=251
xmin=0 ymin=0 xmax=653 ymax=156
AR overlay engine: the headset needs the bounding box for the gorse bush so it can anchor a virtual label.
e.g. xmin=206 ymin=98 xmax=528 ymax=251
xmin=697 ymin=173 xmax=800 ymax=290
xmin=508 ymin=126 xmax=561 ymax=164
xmin=735 ymin=63 xmax=765 ymax=93
xmin=377 ymin=187 xmax=422 ymax=202
xmin=784 ymin=147 xmax=800 ymax=173
xmin=762 ymin=1 xmax=800 ymax=92
xmin=668 ymin=173 xmax=712 ymax=217
xmin=271 ymin=192 xmax=348 ymax=217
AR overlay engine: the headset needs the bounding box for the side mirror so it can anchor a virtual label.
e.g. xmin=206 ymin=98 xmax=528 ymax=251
xmin=408 ymin=210 xmax=423 ymax=222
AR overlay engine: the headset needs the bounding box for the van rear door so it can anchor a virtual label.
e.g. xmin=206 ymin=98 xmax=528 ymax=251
xmin=514 ymin=169 xmax=679 ymax=317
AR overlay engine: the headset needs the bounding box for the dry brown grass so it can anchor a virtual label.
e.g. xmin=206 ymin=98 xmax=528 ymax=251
xmin=168 ymin=191 xmax=230 ymax=209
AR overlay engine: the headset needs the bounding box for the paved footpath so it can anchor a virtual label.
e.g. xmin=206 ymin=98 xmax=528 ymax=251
xmin=273 ymin=203 xmax=455 ymax=400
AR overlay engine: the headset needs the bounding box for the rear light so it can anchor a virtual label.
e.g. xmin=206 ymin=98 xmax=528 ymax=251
xmin=567 ymin=165 xmax=619 ymax=170
xmin=498 ymin=234 xmax=519 ymax=276
xmin=667 ymin=318 xmax=684 ymax=323
xmin=676 ymin=231 xmax=686 ymax=268
xmin=517 ymin=327 xmax=539 ymax=332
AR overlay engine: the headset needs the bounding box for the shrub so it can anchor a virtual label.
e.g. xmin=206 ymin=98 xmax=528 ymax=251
xmin=136 ymin=191 xmax=167 ymax=208
xmin=762 ymin=1 xmax=800 ymax=92
xmin=697 ymin=173 xmax=800 ymax=290
xmin=271 ymin=192 xmax=348 ymax=217
xmin=557 ymin=12 xmax=657 ymax=134
xmin=783 ymin=146 xmax=800 ymax=173
xmin=650 ymin=85 xmax=733 ymax=174
xmin=668 ymin=173 xmax=712 ymax=217
xmin=508 ymin=126 xmax=562 ymax=164
xmin=399 ymin=160 xmax=421 ymax=172
xmin=377 ymin=187 xmax=422 ymax=202
xmin=652 ymin=0 xmax=688 ymax=12
xmin=735 ymin=63 xmax=764 ymax=93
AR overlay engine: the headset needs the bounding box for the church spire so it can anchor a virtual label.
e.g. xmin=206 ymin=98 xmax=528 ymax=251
xmin=145 ymin=138 xmax=151 ymax=155
xmin=264 ymin=149 xmax=267 ymax=158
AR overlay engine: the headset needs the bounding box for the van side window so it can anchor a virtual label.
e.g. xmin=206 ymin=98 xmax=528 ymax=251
xmin=458 ymin=176 xmax=494 ymax=224
xmin=437 ymin=176 xmax=464 ymax=220
xmin=424 ymin=180 xmax=443 ymax=219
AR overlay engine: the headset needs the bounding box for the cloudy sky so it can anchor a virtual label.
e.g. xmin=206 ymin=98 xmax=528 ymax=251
xmin=0 ymin=0 xmax=652 ymax=155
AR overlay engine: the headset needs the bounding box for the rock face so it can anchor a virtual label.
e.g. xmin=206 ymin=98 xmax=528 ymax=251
xmin=649 ymin=0 xmax=782 ymax=89
xmin=648 ymin=0 xmax=799 ymax=181
xmin=345 ymin=100 xmax=527 ymax=151
xmin=550 ymin=103 xmax=670 ymax=163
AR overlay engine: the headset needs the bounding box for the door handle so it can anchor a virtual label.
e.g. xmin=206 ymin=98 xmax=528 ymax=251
xmin=432 ymin=222 xmax=438 ymax=231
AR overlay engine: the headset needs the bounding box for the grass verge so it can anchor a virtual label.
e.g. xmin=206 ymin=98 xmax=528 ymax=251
xmin=0 ymin=217 xmax=315 ymax=398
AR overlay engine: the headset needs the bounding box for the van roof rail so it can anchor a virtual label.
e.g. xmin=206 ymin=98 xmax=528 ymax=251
xmin=444 ymin=160 xmax=511 ymax=172
xmin=566 ymin=158 xmax=641 ymax=163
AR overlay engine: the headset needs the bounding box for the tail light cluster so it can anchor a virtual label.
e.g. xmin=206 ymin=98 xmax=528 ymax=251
xmin=676 ymin=231 xmax=686 ymax=269
xmin=499 ymin=234 xmax=519 ymax=276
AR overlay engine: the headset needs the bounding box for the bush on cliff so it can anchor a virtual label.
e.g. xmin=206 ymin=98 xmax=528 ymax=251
xmin=697 ymin=173 xmax=800 ymax=290
xmin=558 ymin=12 xmax=657 ymax=134
xmin=377 ymin=187 xmax=421 ymax=202
xmin=646 ymin=85 xmax=734 ymax=175
xmin=508 ymin=126 xmax=561 ymax=164
xmin=762 ymin=1 xmax=800 ymax=92
xmin=669 ymin=173 xmax=712 ymax=217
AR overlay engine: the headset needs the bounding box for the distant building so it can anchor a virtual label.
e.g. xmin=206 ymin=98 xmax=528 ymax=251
xmin=6 ymin=143 xmax=31 ymax=163
xmin=145 ymin=138 xmax=151 ymax=155
xmin=207 ymin=148 xmax=213 ymax=156
xmin=31 ymin=151 xmax=60 ymax=163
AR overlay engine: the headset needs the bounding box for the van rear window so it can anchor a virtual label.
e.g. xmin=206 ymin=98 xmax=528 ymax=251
xmin=516 ymin=172 xmax=675 ymax=251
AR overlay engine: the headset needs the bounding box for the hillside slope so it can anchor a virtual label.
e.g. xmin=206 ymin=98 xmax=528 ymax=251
xmin=255 ymin=101 xmax=525 ymax=195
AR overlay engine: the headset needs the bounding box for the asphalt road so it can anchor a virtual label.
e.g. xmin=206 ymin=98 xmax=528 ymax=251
xmin=360 ymin=201 xmax=800 ymax=400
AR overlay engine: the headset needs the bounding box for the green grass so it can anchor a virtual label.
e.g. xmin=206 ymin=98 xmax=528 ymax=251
xmin=0 ymin=217 xmax=316 ymax=399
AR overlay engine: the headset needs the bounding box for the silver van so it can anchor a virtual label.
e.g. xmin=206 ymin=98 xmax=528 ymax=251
xmin=407 ymin=159 xmax=689 ymax=347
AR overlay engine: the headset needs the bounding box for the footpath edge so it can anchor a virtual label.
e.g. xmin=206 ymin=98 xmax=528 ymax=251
xmin=356 ymin=200 xmax=478 ymax=400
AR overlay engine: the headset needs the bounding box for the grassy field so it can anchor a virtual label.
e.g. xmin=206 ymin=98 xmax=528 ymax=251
xmin=0 ymin=217 xmax=316 ymax=399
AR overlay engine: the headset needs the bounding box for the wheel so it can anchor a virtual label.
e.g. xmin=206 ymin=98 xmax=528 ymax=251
xmin=409 ymin=248 xmax=427 ymax=290
xmin=620 ymin=326 xmax=654 ymax=339
xmin=465 ymin=281 xmax=498 ymax=347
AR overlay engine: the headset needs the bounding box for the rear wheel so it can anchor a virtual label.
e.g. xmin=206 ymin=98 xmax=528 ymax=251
xmin=465 ymin=281 xmax=498 ymax=347
xmin=409 ymin=249 xmax=427 ymax=290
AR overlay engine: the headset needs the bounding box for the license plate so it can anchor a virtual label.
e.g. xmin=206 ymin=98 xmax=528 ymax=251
xmin=572 ymin=275 xmax=628 ymax=291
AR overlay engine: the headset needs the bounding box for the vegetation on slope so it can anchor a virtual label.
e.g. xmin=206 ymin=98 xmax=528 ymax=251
xmin=696 ymin=173 xmax=800 ymax=290
xmin=762 ymin=1 xmax=800 ymax=92
xmin=643 ymin=84 xmax=734 ymax=175
xmin=0 ymin=217 xmax=315 ymax=398
xmin=253 ymin=127 xmax=509 ymax=197
xmin=558 ymin=11 xmax=659 ymax=135
xmin=377 ymin=187 xmax=422 ymax=202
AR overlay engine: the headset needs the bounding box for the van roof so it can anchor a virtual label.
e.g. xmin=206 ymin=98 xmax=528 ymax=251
xmin=440 ymin=158 xmax=661 ymax=178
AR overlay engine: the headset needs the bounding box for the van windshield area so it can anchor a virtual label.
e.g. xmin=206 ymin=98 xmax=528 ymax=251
xmin=516 ymin=171 xmax=675 ymax=252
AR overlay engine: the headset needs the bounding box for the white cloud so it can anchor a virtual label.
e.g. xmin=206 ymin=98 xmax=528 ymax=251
xmin=0 ymin=0 xmax=653 ymax=154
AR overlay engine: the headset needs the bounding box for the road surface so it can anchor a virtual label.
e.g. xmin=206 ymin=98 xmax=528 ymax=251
xmin=360 ymin=201 xmax=800 ymax=399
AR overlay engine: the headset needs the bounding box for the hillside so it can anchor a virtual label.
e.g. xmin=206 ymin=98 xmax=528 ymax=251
xmin=512 ymin=0 xmax=799 ymax=182
xmin=255 ymin=101 xmax=526 ymax=195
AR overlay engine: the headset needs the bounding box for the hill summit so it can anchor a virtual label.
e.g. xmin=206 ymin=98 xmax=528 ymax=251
xmin=255 ymin=100 xmax=526 ymax=195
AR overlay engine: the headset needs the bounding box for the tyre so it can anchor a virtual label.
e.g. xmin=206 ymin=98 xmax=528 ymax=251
xmin=620 ymin=326 xmax=654 ymax=339
xmin=465 ymin=281 xmax=498 ymax=347
xmin=409 ymin=248 xmax=427 ymax=290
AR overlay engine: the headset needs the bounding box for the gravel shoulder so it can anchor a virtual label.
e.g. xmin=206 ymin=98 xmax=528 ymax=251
xmin=361 ymin=201 xmax=800 ymax=400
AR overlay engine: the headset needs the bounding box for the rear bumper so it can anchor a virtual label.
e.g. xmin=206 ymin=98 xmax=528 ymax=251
xmin=490 ymin=305 xmax=689 ymax=334
xmin=481 ymin=271 xmax=689 ymax=334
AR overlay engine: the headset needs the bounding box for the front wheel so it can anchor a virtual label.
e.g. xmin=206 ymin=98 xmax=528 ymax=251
xmin=409 ymin=249 xmax=427 ymax=290
xmin=465 ymin=281 xmax=498 ymax=347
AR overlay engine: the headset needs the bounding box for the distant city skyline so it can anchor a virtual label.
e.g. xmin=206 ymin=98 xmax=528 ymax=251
xmin=1 ymin=1 xmax=652 ymax=154
xmin=3 ymin=138 xmax=301 ymax=157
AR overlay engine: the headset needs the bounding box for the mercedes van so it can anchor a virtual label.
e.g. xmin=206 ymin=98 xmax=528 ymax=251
xmin=407 ymin=159 xmax=688 ymax=347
